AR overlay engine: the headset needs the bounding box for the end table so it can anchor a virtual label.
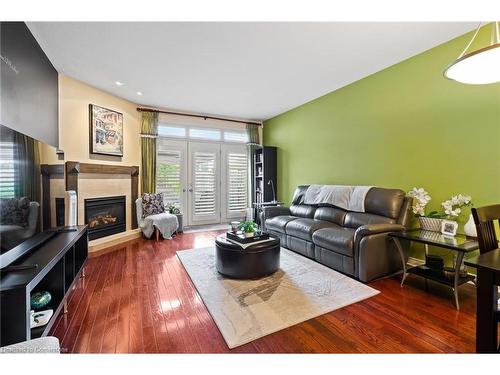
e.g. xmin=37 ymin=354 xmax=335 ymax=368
xmin=389 ymin=229 xmax=479 ymax=310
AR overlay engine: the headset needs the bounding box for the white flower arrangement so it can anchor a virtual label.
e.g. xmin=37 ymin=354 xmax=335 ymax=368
xmin=407 ymin=187 xmax=432 ymax=217
xmin=407 ymin=188 xmax=473 ymax=220
xmin=441 ymin=194 xmax=472 ymax=218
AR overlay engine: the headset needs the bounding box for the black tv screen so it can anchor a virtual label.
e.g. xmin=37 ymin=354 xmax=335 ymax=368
xmin=0 ymin=22 xmax=59 ymax=148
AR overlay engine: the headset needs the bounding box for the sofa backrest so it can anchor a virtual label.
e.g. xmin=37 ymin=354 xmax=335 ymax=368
xmin=314 ymin=207 xmax=346 ymax=226
xmin=289 ymin=185 xmax=410 ymax=227
xmin=289 ymin=185 xmax=316 ymax=218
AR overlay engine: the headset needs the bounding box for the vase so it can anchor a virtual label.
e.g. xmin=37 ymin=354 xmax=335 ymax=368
xmin=463 ymin=214 xmax=477 ymax=237
xmin=244 ymin=232 xmax=254 ymax=238
xmin=418 ymin=217 xmax=443 ymax=232
xmin=30 ymin=291 xmax=52 ymax=310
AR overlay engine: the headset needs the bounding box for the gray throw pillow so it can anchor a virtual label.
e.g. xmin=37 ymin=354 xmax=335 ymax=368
xmin=0 ymin=197 xmax=31 ymax=227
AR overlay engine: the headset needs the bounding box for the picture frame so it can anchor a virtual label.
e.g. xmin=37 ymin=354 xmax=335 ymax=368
xmin=89 ymin=104 xmax=124 ymax=156
xmin=440 ymin=220 xmax=458 ymax=237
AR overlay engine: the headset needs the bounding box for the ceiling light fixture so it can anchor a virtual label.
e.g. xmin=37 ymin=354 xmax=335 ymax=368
xmin=137 ymin=91 xmax=143 ymax=96
xmin=444 ymin=22 xmax=500 ymax=85
xmin=115 ymin=81 xmax=124 ymax=86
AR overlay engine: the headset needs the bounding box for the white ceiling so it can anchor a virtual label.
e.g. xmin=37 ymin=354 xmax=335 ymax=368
xmin=28 ymin=22 xmax=475 ymax=121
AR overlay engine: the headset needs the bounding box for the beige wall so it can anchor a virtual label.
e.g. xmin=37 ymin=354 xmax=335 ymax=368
xmin=58 ymin=74 xmax=141 ymax=167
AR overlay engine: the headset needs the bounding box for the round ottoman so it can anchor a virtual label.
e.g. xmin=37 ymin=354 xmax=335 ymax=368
xmin=215 ymin=235 xmax=280 ymax=279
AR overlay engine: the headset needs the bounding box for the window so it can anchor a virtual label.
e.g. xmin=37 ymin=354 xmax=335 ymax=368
xmin=226 ymin=152 xmax=247 ymax=212
xmin=223 ymin=130 xmax=248 ymax=143
xmin=0 ymin=141 xmax=15 ymax=198
xmin=158 ymin=125 xmax=186 ymax=138
xmin=156 ymin=150 xmax=182 ymax=208
xmin=157 ymin=123 xmax=249 ymax=144
xmin=193 ymin=151 xmax=217 ymax=215
xmin=189 ymin=128 xmax=221 ymax=141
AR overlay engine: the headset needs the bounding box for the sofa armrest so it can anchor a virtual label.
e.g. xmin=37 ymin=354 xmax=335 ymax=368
xmin=262 ymin=206 xmax=290 ymax=220
xmin=354 ymin=223 xmax=405 ymax=242
xmin=354 ymin=224 xmax=407 ymax=282
xmin=260 ymin=206 xmax=290 ymax=230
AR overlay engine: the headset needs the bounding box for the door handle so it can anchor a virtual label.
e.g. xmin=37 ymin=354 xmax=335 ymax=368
xmin=188 ymin=188 xmax=193 ymax=192
xmin=182 ymin=188 xmax=186 ymax=192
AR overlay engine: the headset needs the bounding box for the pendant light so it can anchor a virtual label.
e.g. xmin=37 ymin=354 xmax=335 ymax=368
xmin=444 ymin=22 xmax=500 ymax=84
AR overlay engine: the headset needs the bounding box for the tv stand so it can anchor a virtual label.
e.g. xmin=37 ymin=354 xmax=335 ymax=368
xmin=1 ymin=264 xmax=39 ymax=272
xmin=0 ymin=225 xmax=88 ymax=347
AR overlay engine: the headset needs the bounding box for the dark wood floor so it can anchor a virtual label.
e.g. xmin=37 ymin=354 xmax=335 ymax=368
xmin=49 ymin=230 xmax=483 ymax=353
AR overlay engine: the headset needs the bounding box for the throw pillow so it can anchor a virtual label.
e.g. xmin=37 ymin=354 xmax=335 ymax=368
xmin=141 ymin=193 xmax=165 ymax=218
xmin=0 ymin=197 xmax=31 ymax=227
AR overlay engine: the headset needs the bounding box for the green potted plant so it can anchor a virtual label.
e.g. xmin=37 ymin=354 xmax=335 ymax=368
xmin=238 ymin=221 xmax=258 ymax=238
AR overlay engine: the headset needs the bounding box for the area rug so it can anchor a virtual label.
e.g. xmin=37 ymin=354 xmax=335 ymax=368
xmin=177 ymin=247 xmax=379 ymax=348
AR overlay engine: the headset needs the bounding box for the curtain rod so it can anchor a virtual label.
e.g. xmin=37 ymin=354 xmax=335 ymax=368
xmin=137 ymin=107 xmax=262 ymax=126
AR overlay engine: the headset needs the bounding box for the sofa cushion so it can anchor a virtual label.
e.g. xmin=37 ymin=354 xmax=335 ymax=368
xmin=312 ymin=226 xmax=356 ymax=257
xmin=344 ymin=212 xmax=395 ymax=229
xmin=290 ymin=204 xmax=316 ymax=218
xmin=365 ymin=187 xmax=405 ymax=219
xmin=265 ymin=215 xmax=298 ymax=234
xmin=313 ymin=206 xmax=347 ymax=226
xmin=285 ymin=218 xmax=337 ymax=241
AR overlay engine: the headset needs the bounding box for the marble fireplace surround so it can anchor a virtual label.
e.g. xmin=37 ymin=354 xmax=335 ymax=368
xmin=65 ymin=161 xmax=139 ymax=231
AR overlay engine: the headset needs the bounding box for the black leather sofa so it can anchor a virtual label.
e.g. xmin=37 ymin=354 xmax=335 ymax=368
xmin=261 ymin=185 xmax=411 ymax=282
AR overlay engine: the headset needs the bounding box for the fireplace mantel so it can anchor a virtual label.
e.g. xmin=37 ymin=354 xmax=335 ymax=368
xmin=65 ymin=161 xmax=139 ymax=229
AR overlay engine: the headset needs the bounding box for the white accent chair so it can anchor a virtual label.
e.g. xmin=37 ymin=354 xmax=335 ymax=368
xmin=135 ymin=198 xmax=178 ymax=240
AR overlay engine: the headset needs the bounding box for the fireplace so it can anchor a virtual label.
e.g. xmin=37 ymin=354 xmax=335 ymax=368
xmin=84 ymin=196 xmax=126 ymax=240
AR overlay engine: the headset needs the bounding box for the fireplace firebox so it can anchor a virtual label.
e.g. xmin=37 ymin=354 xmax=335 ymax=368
xmin=84 ymin=196 xmax=126 ymax=240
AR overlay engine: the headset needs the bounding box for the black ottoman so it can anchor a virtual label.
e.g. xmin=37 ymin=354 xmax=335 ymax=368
xmin=215 ymin=235 xmax=280 ymax=279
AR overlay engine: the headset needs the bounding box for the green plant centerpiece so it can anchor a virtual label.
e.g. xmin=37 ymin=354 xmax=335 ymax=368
xmin=238 ymin=221 xmax=258 ymax=238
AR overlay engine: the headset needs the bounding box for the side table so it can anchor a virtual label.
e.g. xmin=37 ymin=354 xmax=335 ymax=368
xmin=389 ymin=229 xmax=479 ymax=310
xmin=175 ymin=213 xmax=183 ymax=233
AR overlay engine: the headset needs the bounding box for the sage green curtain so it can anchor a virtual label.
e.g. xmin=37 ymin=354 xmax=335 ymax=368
xmin=140 ymin=111 xmax=159 ymax=194
xmin=246 ymin=123 xmax=261 ymax=211
xmin=13 ymin=132 xmax=41 ymax=204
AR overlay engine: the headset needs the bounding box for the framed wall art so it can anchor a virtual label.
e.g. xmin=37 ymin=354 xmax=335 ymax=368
xmin=89 ymin=104 xmax=124 ymax=156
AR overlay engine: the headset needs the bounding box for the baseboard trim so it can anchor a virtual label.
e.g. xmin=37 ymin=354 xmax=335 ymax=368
xmin=88 ymin=229 xmax=142 ymax=253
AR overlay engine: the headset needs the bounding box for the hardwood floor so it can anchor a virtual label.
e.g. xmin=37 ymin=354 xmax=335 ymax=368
xmin=49 ymin=230 xmax=482 ymax=353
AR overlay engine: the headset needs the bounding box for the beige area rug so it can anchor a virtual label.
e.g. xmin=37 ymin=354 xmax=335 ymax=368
xmin=177 ymin=247 xmax=379 ymax=348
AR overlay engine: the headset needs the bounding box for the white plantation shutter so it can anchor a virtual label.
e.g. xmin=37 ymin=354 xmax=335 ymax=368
xmin=193 ymin=152 xmax=217 ymax=216
xmin=156 ymin=150 xmax=182 ymax=208
xmin=227 ymin=152 xmax=247 ymax=213
xmin=0 ymin=142 xmax=15 ymax=198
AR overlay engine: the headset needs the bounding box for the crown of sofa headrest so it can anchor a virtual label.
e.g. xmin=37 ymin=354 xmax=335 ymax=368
xmin=291 ymin=185 xmax=405 ymax=219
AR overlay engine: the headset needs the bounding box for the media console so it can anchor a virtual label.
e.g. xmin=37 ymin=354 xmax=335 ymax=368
xmin=0 ymin=225 xmax=88 ymax=347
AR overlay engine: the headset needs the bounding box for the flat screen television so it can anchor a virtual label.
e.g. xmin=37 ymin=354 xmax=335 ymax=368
xmin=0 ymin=22 xmax=59 ymax=147
xmin=0 ymin=125 xmax=62 ymax=256
xmin=0 ymin=22 xmax=61 ymax=269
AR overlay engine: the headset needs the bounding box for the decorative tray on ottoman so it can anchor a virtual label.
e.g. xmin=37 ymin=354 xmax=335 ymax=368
xmin=226 ymin=231 xmax=270 ymax=244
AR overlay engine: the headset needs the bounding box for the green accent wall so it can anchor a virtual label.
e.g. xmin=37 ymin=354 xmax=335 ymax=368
xmin=264 ymin=28 xmax=500 ymax=227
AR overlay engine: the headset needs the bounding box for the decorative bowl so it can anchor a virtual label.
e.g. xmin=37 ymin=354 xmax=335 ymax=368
xmin=31 ymin=291 xmax=52 ymax=310
xmin=418 ymin=217 xmax=444 ymax=232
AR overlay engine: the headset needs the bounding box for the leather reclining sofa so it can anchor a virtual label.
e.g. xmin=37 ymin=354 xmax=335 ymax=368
xmin=261 ymin=185 xmax=411 ymax=282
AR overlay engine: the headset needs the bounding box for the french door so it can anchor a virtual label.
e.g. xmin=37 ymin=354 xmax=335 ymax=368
xmin=156 ymin=139 xmax=247 ymax=226
xmin=189 ymin=142 xmax=220 ymax=225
